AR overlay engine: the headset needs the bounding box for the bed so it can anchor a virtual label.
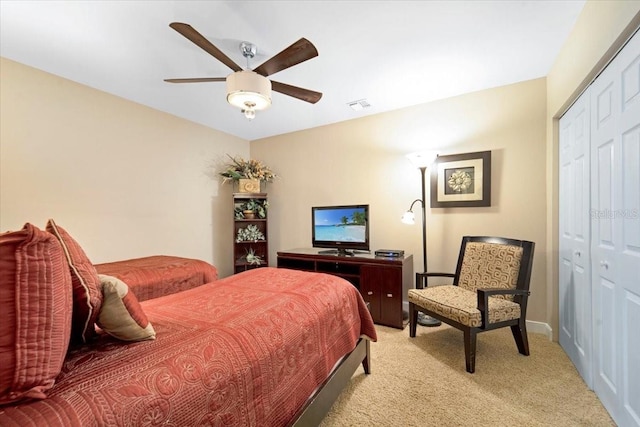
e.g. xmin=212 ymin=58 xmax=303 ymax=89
xmin=0 ymin=267 xmax=377 ymax=426
xmin=94 ymin=255 xmax=218 ymax=302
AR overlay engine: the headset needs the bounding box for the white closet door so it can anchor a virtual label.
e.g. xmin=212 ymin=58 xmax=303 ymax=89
xmin=559 ymin=90 xmax=592 ymax=387
xmin=590 ymin=30 xmax=640 ymax=427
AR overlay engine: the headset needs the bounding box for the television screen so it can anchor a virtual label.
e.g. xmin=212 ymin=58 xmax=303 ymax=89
xmin=312 ymin=205 xmax=369 ymax=254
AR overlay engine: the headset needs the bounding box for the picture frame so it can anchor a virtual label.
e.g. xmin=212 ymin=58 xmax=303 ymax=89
xmin=430 ymin=150 xmax=491 ymax=208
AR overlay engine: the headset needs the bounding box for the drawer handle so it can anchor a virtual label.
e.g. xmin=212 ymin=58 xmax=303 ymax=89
xmin=367 ymin=291 xmax=373 ymax=295
xmin=386 ymin=293 xmax=393 ymax=298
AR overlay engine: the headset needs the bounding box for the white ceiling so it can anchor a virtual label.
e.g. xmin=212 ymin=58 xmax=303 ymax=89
xmin=0 ymin=0 xmax=585 ymax=141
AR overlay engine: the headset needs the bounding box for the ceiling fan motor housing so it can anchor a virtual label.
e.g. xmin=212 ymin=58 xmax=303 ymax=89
xmin=226 ymin=71 xmax=272 ymax=111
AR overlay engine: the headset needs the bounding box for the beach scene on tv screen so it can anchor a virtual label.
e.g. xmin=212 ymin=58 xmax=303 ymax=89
xmin=314 ymin=208 xmax=366 ymax=242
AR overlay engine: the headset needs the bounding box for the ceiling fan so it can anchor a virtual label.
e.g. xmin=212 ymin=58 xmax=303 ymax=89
xmin=165 ymin=22 xmax=322 ymax=120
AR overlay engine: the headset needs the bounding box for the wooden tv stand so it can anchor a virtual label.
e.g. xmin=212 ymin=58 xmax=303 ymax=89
xmin=277 ymin=248 xmax=413 ymax=329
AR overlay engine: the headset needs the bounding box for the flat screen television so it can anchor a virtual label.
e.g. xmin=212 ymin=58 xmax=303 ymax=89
xmin=312 ymin=204 xmax=370 ymax=255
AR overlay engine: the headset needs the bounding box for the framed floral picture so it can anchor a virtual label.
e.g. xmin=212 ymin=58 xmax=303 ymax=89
xmin=430 ymin=150 xmax=491 ymax=208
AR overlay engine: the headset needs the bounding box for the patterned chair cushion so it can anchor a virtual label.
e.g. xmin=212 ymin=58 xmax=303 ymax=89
xmin=458 ymin=242 xmax=523 ymax=300
xmin=408 ymin=285 xmax=521 ymax=328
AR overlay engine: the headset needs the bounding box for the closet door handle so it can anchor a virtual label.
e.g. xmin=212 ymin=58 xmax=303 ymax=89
xmin=600 ymin=261 xmax=609 ymax=270
xmin=574 ymin=250 xmax=581 ymax=257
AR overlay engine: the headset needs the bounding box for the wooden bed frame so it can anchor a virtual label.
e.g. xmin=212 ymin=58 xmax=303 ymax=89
xmin=290 ymin=337 xmax=371 ymax=426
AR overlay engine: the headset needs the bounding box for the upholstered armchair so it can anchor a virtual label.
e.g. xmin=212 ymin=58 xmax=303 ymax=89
xmin=408 ymin=236 xmax=535 ymax=373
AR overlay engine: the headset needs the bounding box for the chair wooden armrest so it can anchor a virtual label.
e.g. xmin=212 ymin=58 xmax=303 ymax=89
xmin=415 ymin=272 xmax=455 ymax=289
xmin=477 ymin=288 xmax=531 ymax=328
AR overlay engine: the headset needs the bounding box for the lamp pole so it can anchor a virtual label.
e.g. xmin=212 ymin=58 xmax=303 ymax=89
xmin=419 ymin=166 xmax=427 ymax=273
xmin=406 ymin=154 xmax=441 ymax=327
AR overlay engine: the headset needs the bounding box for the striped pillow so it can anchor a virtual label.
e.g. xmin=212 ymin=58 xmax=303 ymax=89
xmin=46 ymin=219 xmax=102 ymax=344
xmin=97 ymin=275 xmax=156 ymax=342
xmin=0 ymin=223 xmax=73 ymax=404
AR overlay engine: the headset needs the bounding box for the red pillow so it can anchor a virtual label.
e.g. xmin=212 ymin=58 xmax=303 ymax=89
xmin=46 ymin=219 xmax=102 ymax=344
xmin=0 ymin=223 xmax=73 ymax=405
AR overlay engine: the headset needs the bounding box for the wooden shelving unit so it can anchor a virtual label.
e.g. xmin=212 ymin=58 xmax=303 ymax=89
xmin=233 ymin=193 xmax=268 ymax=274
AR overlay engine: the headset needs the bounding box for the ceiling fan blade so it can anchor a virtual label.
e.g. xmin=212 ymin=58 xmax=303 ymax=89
xmin=170 ymin=22 xmax=242 ymax=72
xmin=164 ymin=77 xmax=226 ymax=83
xmin=253 ymin=38 xmax=318 ymax=77
xmin=271 ymin=81 xmax=322 ymax=104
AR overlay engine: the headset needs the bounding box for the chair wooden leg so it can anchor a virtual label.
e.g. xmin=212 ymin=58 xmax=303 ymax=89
xmin=463 ymin=328 xmax=477 ymax=373
xmin=409 ymin=303 xmax=417 ymax=338
xmin=511 ymin=320 xmax=530 ymax=356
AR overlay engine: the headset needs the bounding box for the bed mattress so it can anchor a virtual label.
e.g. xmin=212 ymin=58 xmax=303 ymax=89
xmin=95 ymin=255 xmax=218 ymax=301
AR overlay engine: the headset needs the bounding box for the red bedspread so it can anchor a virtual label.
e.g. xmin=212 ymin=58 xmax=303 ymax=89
xmin=95 ymin=255 xmax=218 ymax=301
xmin=0 ymin=267 xmax=376 ymax=426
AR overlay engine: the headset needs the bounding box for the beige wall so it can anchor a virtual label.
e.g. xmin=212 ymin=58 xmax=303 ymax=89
xmin=2 ymin=0 xmax=637 ymax=333
xmin=545 ymin=2 xmax=640 ymax=339
xmin=252 ymin=78 xmax=549 ymax=323
xmin=251 ymin=0 xmax=640 ymax=334
xmin=0 ymin=58 xmax=249 ymax=277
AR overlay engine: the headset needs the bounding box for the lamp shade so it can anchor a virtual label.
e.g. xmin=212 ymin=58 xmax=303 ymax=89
xmin=401 ymin=211 xmax=416 ymax=224
xmin=406 ymin=151 xmax=439 ymax=168
xmin=226 ymin=71 xmax=272 ymax=110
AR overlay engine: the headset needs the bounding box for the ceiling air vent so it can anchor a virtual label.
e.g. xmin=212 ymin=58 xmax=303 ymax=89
xmin=347 ymin=99 xmax=371 ymax=111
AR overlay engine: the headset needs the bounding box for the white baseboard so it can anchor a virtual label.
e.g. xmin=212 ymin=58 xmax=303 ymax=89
xmin=527 ymin=320 xmax=553 ymax=340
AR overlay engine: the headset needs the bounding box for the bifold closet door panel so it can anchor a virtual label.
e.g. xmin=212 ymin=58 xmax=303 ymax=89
xmin=612 ymin=29 xmax=640 ymax=427
xmin=590 ymin=29 xmax=640 ymax=427
xmin=558 ymin=89 xmax=592 ymax=388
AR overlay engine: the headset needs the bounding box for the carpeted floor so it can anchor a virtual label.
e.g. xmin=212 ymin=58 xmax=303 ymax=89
xmin=321 ymin=324 xmax=614 ymax=426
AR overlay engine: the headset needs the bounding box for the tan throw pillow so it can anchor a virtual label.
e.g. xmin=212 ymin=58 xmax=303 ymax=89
xmin=46 ymin=219 xmax=102 ymax=344
xmin=0 ymin=223 xmax=73 ymax=404
xmin=97 ymin=275 xmax=156 ymax=342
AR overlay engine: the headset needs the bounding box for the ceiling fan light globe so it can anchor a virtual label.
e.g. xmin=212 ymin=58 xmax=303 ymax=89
xmin=243 ymin=108 xmax=256 ymax=120
xmin=226 ymin=71 xmax=272 ymax=111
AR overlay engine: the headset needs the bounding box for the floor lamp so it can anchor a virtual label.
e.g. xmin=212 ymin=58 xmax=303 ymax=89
xmin=401 ymin=151 xmax=441 ymax=327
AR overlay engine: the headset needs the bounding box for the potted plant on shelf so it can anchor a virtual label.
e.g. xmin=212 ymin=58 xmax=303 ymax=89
xmin=219 ymin=155 xmax=276 ymax=193
xmin=236 ymin=224 xmax=265 ymax=242
xmin=244 ymin=248 xmax=263 ymax=266
xmin=234 ymin=199 xmax=268 ymax=219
